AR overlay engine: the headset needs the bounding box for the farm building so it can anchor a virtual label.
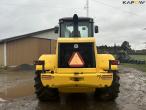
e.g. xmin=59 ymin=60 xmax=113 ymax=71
xmin=0 ymin=28 xmax=58 ymax=67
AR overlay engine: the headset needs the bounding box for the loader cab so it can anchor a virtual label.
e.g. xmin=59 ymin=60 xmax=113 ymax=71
xmin=55 ymin=14 xmax=98 ymax=38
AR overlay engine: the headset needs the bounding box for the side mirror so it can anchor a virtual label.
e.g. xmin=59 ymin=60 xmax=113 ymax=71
xmin=54 ymin=26 xmax=59 ymax=33
xmin=95 ymin=26 xmax=99 ymax=33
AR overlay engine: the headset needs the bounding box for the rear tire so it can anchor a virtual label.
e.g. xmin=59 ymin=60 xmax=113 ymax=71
xmin=34 ymin=71 xmax=59 ymax=101
xmin=95 ymin=72 xmax=120 ymax=101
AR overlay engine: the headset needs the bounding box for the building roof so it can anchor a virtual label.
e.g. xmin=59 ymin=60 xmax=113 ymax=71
xmin=0 ymin=28 xmax=55 ymax=43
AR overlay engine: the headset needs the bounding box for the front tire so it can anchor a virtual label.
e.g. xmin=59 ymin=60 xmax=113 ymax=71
xmin=95 ymin=72 xmax=120 ymax=101
xmin=34 ymin=71 xmax=59 ymax=101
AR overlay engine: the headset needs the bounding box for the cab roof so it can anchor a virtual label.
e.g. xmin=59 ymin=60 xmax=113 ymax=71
xmin=59 ymin=17 xmax=94 ymax=23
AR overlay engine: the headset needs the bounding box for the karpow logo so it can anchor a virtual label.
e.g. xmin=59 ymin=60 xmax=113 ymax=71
xmin=123 ymin=0 xmax=145 ymax=4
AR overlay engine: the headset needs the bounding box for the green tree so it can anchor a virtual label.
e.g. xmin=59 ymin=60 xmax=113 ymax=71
xmin=121 ymin=41 xmax=131 ymax=51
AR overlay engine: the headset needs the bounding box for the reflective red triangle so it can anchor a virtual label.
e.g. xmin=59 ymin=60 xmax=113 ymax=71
xmin=68 ymin=52 xmax=85 ymax=67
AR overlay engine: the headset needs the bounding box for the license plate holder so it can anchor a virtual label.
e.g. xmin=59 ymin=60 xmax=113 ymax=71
xmin=70 ymin=77 xmax=84 ymax=81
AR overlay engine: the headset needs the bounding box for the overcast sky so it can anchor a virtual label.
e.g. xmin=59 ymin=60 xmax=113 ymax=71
xmin=0 ymin=0 xmax=146 ymax=50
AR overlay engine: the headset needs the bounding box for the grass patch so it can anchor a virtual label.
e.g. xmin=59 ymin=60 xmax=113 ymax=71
xmin=121 ymin=55 xmax=146 ymax=72
xmin=122 ymin=63 xmax=146 ymax=72
xmin=130 ymin=55 xmax=146 ymax=61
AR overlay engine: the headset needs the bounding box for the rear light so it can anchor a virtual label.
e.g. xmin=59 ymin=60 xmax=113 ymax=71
xmin=108 ymin=60 xmax=120 ymax=72
xmin=34 ymin=60 xmax=45 ymax=72
xmin=110 ymin=60 xmax=120 ymax=65
xmin=34 ymin=60 xmax=44 ymax=65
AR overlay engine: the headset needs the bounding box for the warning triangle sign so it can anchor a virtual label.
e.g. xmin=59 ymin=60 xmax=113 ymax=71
xmin=68 ymin=52 xmax=85 ymax=67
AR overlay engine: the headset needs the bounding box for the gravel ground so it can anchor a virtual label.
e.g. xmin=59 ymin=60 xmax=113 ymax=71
xmin=0 ymin=67 xmax=146 ymax=110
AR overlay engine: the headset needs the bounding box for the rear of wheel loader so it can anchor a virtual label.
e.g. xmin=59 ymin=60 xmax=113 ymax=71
xmin=34 ymin=14 xmax=120 ymax=101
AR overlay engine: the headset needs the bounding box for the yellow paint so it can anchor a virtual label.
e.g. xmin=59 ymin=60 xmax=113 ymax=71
xmin=36 ymin=37 xmax=119 ymax=93
xmin=36 ymin=54 xmax=56 ymax=71
xmin=57 ymin=37 xmax=96 ymax=43
xmin=41 ymin=72 xmax=113 ymax=93
xmin=96 ymin=54 xmax=118 ymax=71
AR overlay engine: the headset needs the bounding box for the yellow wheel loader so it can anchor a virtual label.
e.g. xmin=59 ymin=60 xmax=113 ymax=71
xmin=34 ymin=14 xmax=120 ymax=101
